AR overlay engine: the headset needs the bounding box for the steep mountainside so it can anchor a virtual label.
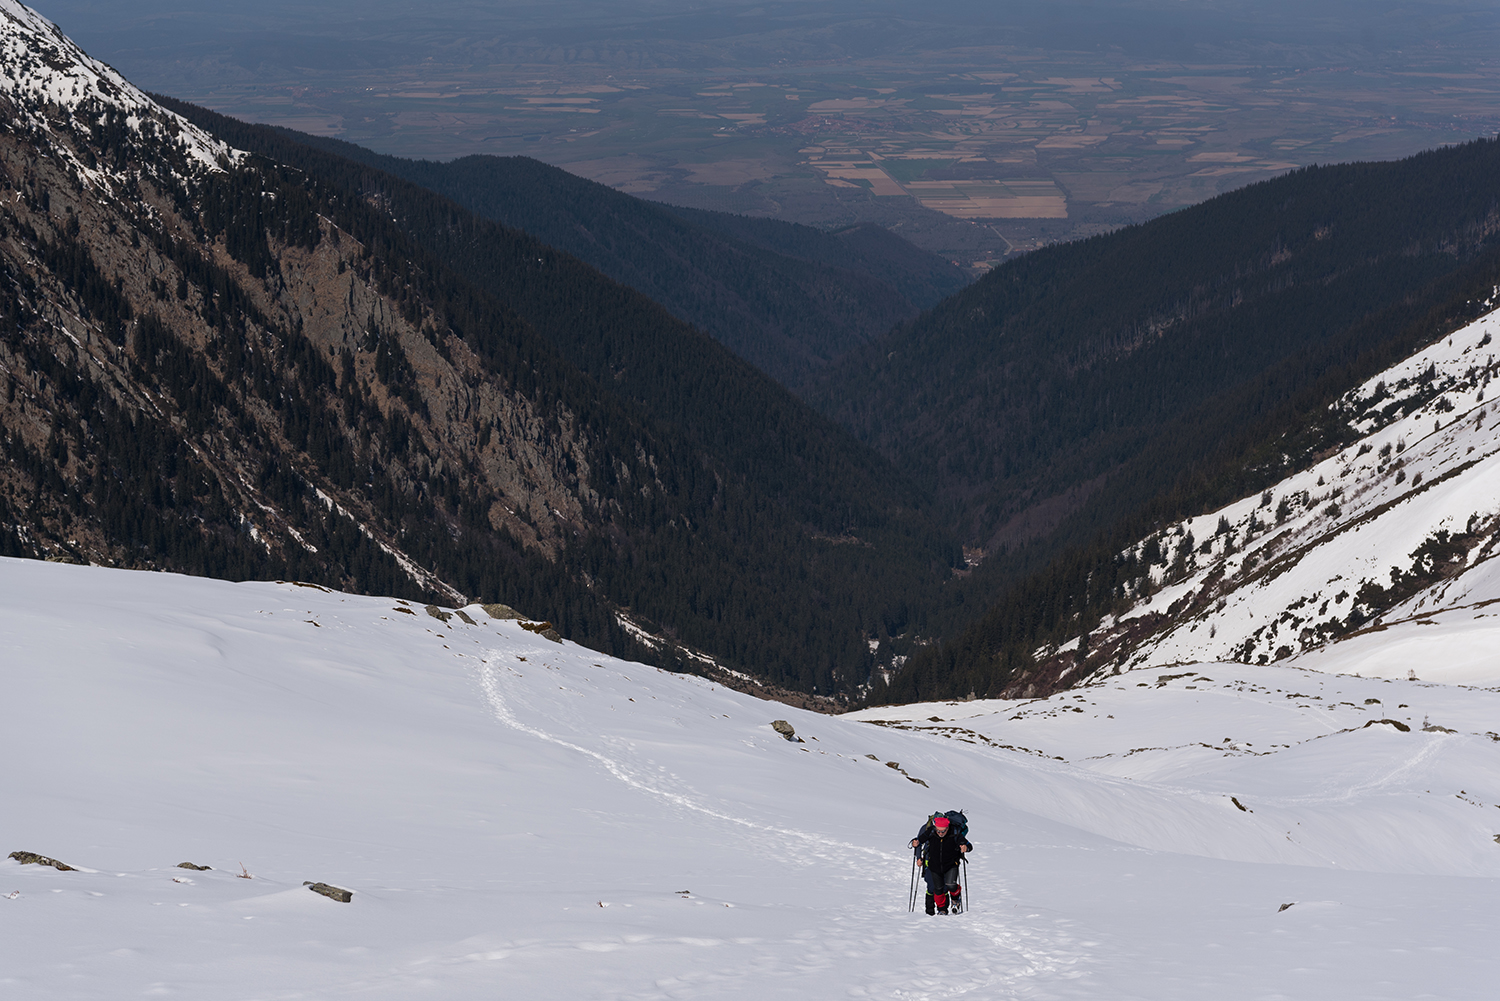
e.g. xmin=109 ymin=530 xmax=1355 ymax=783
xmin=812 ymin=140 xmax=1500 ymax=557
xmin=873 ymin=289 xmax=1500 ymax=703
xmin=277 ymin=139 xmax=968 ymax=389
xmin=0 ymin=0 xmax=639 ymax=634
xmin=0 ymin=2 xmax=955 ymax=694
xmin=1072 ymin=309 xmax=1500 ymax=684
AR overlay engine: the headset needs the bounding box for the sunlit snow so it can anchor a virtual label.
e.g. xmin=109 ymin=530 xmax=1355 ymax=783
xmin=4 ymin=558 xmax=1497 ymax=998
xmin=0 ymin=0 xmax=241 ymax=181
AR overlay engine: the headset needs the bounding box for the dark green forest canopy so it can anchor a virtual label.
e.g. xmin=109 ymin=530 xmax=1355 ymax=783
xmin=158 ymin=97 xmax=962 ymax=695
xmin=158 ymin=113 xmax=1500 ymax=703
xmin=813 ymin=138 xmax=1500 ymax=554
xmin=263 ymin=137 xmax=968 ymax=390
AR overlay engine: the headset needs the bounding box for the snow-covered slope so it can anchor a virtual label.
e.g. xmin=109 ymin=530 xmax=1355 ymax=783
xmin=0 ymin=0 xmax=238 ymax=180
xmin=1061 ymin=305 xmax=1500 ymax=685
xmin=4 ymin=557 xmax=1498 ymax=998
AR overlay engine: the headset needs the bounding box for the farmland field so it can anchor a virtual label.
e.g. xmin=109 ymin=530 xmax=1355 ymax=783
xmin=35 ymin=0 xmax=1500 ymax=270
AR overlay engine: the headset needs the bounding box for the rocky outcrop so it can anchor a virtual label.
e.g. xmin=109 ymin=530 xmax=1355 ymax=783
xmin=304 ymin=881 xmax=353 ymax=903
xmin=8 ymin=851 xmax=74 ymax=870
xmin=519 ymin=620 xmax=563 ymax=643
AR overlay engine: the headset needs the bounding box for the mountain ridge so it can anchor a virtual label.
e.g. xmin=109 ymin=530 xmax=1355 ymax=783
xmin=266 ymin=135 xmax=969 ymax=389
xmin=813 ymin=140 xmax=1500 ymax=552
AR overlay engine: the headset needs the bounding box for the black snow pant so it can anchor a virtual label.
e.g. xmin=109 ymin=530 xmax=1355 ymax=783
xmin=923 ymin=866 xmax=961 ymax=913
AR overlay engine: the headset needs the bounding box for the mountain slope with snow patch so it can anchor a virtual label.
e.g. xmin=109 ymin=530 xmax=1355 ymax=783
xmin=1046 ymin=305 xmax=1500 ymax=686
xmin=1 ymin=0 xmax=238 ymax=181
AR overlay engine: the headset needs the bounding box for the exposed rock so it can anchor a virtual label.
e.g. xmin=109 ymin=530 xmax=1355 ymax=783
xmin=882 ymin=760 xmax=929 ymax=786
xmin=304 ymin=881 xmax=353 ymax=903
xmin=8 ymin=851 xmax=75 ymax=871
xmin=483 ymin=603 xmax=523 ymax=620
xmin=176 ymin=862 xmax=212 ymax=870
xmin=1363 ymin=718 xmax=1412 ymax=732
xmin=770 ymin=720 xmax=801 ymax=742
xmin=1278 ymin=902 xmax=1296 ymax=913
xmin=519 ymin=620 xmax=563 ymax=643
xmin=454 ymin=610 xmax=477 ymax=626
xmin=425 ymin=604 xmax=453 ymax=623
xmin=691 ymin=661 xmax=846 ymax=714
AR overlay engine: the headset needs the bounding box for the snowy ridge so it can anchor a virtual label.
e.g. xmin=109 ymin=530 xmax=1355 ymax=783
xmin=4 ymin=557 xmax=1499 ymax=997
xmin=0 ymin=1 xmax=240 ymax=181
xmin=1070 ymin=305 xmax=1500 ymax=684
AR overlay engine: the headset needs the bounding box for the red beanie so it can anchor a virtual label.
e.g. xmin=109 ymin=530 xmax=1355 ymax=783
xmin=933 ymin=816 xmax=950 ymax=829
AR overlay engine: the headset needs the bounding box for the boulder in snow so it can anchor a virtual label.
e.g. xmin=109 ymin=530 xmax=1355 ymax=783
xmin=8 ymin=851 xmax=74 ymax=871
xmin=304 ymin=881 xmax=353 ymax=903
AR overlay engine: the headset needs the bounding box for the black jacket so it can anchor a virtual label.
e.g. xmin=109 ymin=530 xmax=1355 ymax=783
xmin=915 ymin=827 xmax=972 ymax=871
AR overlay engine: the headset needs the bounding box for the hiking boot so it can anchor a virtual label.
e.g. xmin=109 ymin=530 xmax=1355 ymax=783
xmin=937 ymin=905 xmax=949 ymax=914
xmin=924 ymin=895 xmax=935 ymax=916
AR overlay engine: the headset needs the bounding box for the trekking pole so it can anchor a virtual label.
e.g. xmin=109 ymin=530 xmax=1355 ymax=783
xmin=961 ymin=855 xmax=969 ymax=913
xmin=908 ymin=848 xmax=919 ymax=912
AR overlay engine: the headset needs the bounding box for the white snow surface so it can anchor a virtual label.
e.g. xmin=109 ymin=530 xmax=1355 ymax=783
xmin=0 ymin=1 xmax=240 ymax=177
xmin=5 ymin=557 xmax=1499 ymax=998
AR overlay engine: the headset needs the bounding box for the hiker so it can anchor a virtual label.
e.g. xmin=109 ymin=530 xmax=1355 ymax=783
xmin=911 ymin=814 xmax=971 ymax=914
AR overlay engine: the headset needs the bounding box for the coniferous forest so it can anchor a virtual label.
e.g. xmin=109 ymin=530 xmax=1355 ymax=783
xmin=7 ymin=67 xmax=1500 ymax=706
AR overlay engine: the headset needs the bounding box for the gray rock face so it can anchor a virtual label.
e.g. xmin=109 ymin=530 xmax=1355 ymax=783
xmin=304 ymin=881 xmax=353 ymax=903
xmin=8 ymin=851 xmax=75 ymax=871
xmin=770 ymin=720 xmax=801 ymax=742
xmin=519 ymin=620 xmax=563 ymax=643
xmin=176 ymin=862 xmax=212 ymax=870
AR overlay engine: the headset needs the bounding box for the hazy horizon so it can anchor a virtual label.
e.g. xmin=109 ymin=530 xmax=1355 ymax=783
xmin=28 ymin=0 xmax=1500 ymax=265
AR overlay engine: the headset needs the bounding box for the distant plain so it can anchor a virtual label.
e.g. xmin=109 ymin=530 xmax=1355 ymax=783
xmin=35 ymin=0 xmax=1500 ymax=269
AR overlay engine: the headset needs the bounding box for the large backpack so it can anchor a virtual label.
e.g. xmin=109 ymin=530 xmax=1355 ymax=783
xmin=920 ymin=809 xmax=968 ymax=841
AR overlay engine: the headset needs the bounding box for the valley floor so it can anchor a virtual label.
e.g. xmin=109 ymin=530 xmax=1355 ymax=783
xmin=2 ymin=557 xmax=1497 ymax=998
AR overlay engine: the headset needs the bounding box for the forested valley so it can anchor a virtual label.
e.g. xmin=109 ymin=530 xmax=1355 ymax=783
xmin=7 ymin=17 xmax=1500 ymax=707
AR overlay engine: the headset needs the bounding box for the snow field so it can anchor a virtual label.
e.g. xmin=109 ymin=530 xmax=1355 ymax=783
xmin=853 ymin=665 xmax=1500 ymax=876
xmin=4 ymin=557 xmax=1499 ymax=998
